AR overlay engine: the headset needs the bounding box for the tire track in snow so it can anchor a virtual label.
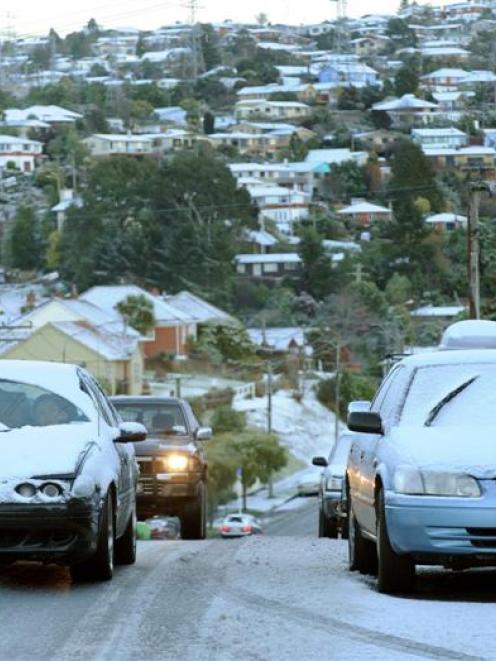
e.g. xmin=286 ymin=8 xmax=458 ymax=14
xmin=225 ymin=586 xmax=484 ymax=661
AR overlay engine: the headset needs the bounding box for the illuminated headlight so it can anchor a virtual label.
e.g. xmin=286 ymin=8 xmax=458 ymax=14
xmin=163 ymin=454 xmax=189 ymax=472
xmin=40 ymin=483 xmax=63 ymax=498
xmin=394 ymin=467 xmax=481 ymax=498
xmin=16 ymin=483 xmax=37 ymax=498
xmin=327 ymin=476 xmax=343 ymax=491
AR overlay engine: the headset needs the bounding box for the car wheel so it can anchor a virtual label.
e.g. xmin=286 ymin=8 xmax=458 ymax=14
xmin=377 ymin=489 xmax=415 ymax=594
xmin=115 ymin=503 xmax=137 ymax=566
xmin=71 ymin=493 xmax=114 ymax=583
xmin=181 ymin=482 xmax=207 ymax=540
xmin=348 ymin=502 xmax=377 ymax=575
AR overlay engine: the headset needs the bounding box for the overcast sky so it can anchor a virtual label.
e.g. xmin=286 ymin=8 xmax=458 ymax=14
xmin=2 ymin=0 xmax=437 ymax=38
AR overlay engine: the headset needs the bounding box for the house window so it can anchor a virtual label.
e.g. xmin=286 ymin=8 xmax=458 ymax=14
xmin=285 ymin=262 xmax=298 ymax=271
xmin=263 ymin=263 xmax=278 ymax=273
xmin=237 ymin=264 xmax=246 ymax=274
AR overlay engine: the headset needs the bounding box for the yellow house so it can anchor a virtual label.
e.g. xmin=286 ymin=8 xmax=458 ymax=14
xmin=0 ymin=322 xmax=144 ymax=395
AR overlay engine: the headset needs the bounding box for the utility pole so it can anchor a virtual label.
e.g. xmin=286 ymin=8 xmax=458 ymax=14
xmin=267 ymin=360 xmax=274 ymax=498
xmin=468 ymin=183 xmax=482 ymax=319
xmin=184 ymin=0 xmax=201 ymax=81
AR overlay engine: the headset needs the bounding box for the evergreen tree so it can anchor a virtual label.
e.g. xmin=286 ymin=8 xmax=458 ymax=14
xmin=394 ymin=65 xmax=419 ymax=96
xmin=389 ymin=140 xmax=444 ymax=212
xmin=298 ymin=229 xmax=334 ymax=300
xmin=9 ymin=207 xmax=42 ymax=271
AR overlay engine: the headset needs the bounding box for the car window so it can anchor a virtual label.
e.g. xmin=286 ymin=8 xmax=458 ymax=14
xmin=378 ymin=366 xmax=412 ymax=430
xmin=114 ymin=401 xmax=187 ymax=436
xmin=401 ymin=362 xmax=496 ymax=427
xmin=371 ymin=366 xmax=401 ymax=413
xmin=0 ymin=379 xmax=89 ymax=429
xmin=81 ymin=375 xmax=114 ymax=427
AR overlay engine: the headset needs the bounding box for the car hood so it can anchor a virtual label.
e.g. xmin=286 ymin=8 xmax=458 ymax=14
xmin=389 ymin=425 xmax=496 ymax=479
xmin=134 ymin=437 xmax=195 ymax=456
xmin=0 ymin=422 xmax=98 ymax=479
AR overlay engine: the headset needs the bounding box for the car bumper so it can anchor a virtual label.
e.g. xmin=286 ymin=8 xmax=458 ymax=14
xmin=137 ymin=474 xmax=202 ymax=517
xmin=0 ymin=499 xmax=99 ymax=564
xmin=385 ymin=483 xmax=496 ymax=561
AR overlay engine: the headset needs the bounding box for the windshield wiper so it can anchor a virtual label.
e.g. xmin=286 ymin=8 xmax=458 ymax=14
xmin=425 ymin=375 xmax=479 ymax=427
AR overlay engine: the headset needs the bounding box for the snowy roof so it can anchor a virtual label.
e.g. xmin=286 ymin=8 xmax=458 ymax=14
xmin=50 ymin=321 xmax=139 ymax=360
xmin=420 ymin=47 xmax=469 ymax=57
xmin=439 ymin=320 xmax=496 ymax=350
xmin=248 ymin=327 xmax=308 ymax=352
xmin=422 ymin=68 xmax=468 ymax=80
xmin=246 ymin=230 xmax=278 ymax=247
xmin=411 ymin=305 xmax=466 ymax=318
xmin=322 ymin=240 xmax=361 ymax=252
xmin=373 ymin=94 xmax=438 ymax=111
xmin=411 ymin=127 xmax=466 ymax=138
xmin=0 ymin=135 xmax=42 ymax=146
xmin=462 ymin=70 xmax=496 ymax=84
xmin=80 ymin=286 xmax=194 ymax=325
xmin=163 ymin=291 xmax=234 ymax=324
xmin=337 ymin=201 xmax=390 ymax=215
xmin=4 ymin=105 xmax=83 ymax=123
xmin=235 ymin=253 xmax=302 ymax=265
xmin=425 ymin=213 xmax=467 ymax=225
xmin=305 ymin=148 xmax=368 ymax=165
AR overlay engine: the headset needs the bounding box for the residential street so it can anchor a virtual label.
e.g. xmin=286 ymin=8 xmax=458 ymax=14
xmin=0 ymin=499 xmax=494 ymax=660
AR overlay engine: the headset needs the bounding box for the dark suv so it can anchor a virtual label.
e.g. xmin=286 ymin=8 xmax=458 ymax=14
xmin=111 ymin=396 xmax=211 ymax=540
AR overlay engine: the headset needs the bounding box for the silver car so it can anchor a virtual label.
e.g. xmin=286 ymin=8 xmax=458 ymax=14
xmin=347 ymin=345 xmax=496 ymax=594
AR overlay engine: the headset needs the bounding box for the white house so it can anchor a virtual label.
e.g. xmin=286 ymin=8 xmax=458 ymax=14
xmin=235 ymin=100 xmax=311 ymax=121
xmin=247 ymin=185 xmax=310 ymax=229
xmin=372 ymin=94 xmax=439 ymax=128
xmin=411 ymin=127 xmax=468 ymax=150
xmin=425 ymin=213 xmax=467 ymax=232
xmin=4 ymin=105 xmax=83 ymax=125
xmin=0 ymin=135 xmax=43 ymax=173
xmin=235 ymin=253 xmax=302 ymax=278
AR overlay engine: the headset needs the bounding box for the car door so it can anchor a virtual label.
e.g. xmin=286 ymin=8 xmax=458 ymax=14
xmin=350 ymin=367 xmax=401 ymax=533
xmin=83 ymin=376 xmax=133 ymax=536
xmin=361 ymin=365 xmax=412 ymax=536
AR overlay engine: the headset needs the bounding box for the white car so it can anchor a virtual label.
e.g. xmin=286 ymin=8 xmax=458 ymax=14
xmin=219 ymin=514 xmax=262 ymax=537
xmin=0 ymin=360 xmax=146 ymax=582
xmin=296 ymin=469 xmax=322 ymax=496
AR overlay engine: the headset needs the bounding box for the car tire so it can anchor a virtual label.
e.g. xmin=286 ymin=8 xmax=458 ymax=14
xmin=348 ymin=502 xmax=377 ymax=575
xmin=181 ymin=482 xmax=207 ymax=540
xmin=71 ymin=494 xmax=114 ymax=583
xmin=115 ymin=503 xmax=137 ymax=566
xmin=377 ymin=489 xmax=415 ymax=594
xmin=319 ymin=508 xmax=338 ymax=538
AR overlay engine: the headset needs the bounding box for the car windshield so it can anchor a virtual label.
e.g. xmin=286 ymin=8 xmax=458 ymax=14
xmin=401 ymin=363 xmax=496 ymax=427
xmin=114 ymin=402 xmax=187 ymax=437
xmin=0 ymin=379 xmax=89 ymax=430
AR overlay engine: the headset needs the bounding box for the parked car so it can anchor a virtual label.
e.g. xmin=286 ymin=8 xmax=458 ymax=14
xmin=111 ymin=396 xmax=211 ymax=540
xmin=219 ymin=513 xmax=262 ymax=537
xmin=296 ymin=468 xmax=322 ymax=496
xmin=313 ymin=431 xmax=354 ymax=538
xmin=0 ymin=360 xmax=146 ymax=582
xmin=146 ymin=516 xmax=181 ymax=540
xmin=346 ymin=321 xmax=496 ymax=594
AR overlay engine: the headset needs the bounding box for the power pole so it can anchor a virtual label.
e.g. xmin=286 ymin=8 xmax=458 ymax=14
xmin=468 ymin=184 xmax=482 ymax=320
xmin=184 ymin=0 xmax=201 ymax=81
xmin=267 ymin=361 xmax=273 ymax=434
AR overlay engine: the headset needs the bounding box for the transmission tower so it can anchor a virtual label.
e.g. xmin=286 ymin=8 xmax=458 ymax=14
xmin=329 ymin=0 xmax=348 ymax=56
xmin=330 ymin=0 xmax=347 ymax=21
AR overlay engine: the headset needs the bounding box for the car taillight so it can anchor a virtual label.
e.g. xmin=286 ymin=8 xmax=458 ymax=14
xmin=241 ymin=525 xmax=252 ymax=533
xmin=221 ymin=525 xmax=231 ymax=532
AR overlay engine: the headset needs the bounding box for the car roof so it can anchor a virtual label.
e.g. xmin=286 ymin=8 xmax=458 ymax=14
xmin=398 ymin=349 xmax=496 ymax=369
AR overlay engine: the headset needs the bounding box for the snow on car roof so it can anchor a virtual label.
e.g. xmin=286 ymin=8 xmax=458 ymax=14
xmin=439 ymin=320 xmax=496 ymax=350
xmin=400 ymin=348 xmax=496 ymax=369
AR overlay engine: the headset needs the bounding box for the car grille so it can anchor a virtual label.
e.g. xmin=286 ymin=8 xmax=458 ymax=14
xmin=466 ymin=528 xmax=496 ymax=548
xmin=138 ymin=460 xmax=155 ymax=476
xmin=138 ymin=478 xmax=189 ymax=497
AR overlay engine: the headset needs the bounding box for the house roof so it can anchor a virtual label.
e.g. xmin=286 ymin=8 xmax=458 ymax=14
xmin=80 ymin=286 xmax=194 ymax=326
xmin=305 ymin=148 xmax=368 ymax=165
xmin=411 ymin=127 xmax=467 ymax=138
xmin=246 ymin=230 xmax=278 ymax=247
xmin=373 ymin=94 xmax=439 ymax=111
xmin=4 ymin=105 xmax=83 ymax=123
xmin=50 ymin=321 xmax=139 ymax=360
xmin=411 ymin=305 xmax=465 ymax=318
xmin=425 ymin=213 xmax=467 ymax=225
xmin=236 ymin=253 xmax=301 ymax=265
xmin=422 ymin=68 xmax=468 ymax=80
xmin=337 ymin=201 xmax=390 ymax=215
xmin=164 ymin=291 xmax=235 ymax=324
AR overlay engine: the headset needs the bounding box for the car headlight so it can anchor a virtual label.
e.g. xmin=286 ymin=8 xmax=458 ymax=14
xmin=16 ymin=482 xmax=37 ymax=498
xmin=394 ymin=467 xmax=481 ymax=498
xmin=163 ymin=454 xmax=189 ymax=472
xmin=40 ymin=483 xmax=63 ymax=498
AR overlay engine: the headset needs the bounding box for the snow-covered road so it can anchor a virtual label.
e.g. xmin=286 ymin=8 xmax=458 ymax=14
xmin=0 ymin=500 xmax=494 ymax=660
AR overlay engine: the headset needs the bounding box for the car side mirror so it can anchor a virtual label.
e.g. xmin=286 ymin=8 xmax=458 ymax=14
xmin=196 ymin=427 xmax=212 ymax=441
xmin=116 ymin=421 xmax=147 ymax=443
xmin=347 ymin=411 xmax=383 ymax=435
xmin=312 ymin=456 xmax=328 ymax=467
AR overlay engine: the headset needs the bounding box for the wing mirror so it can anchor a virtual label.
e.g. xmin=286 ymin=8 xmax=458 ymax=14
xmin=196 ymin=427 xmax=212 ymax=441
xmin=347 ymin=411 xmax=383 ymax=435
xmin=312 ymin=456 xmax=328 ymax=467
xmin=116 ymin=421 xmax=147 ymax=443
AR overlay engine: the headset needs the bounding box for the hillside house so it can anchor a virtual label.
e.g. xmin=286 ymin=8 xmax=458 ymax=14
xmin=235 ymin=253 xmax=302 ymax=279
xmin=0 ymin=135 xmax=43 ymax=173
